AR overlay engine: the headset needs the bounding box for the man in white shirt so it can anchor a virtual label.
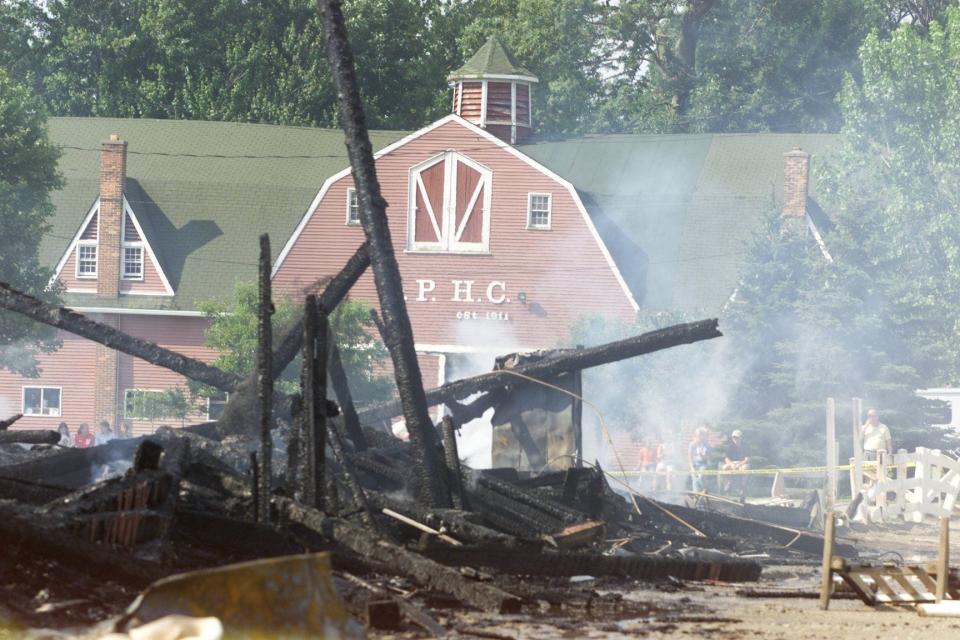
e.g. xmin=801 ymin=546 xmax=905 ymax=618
xmin=861 ymin=408 xmax=892 ymax=460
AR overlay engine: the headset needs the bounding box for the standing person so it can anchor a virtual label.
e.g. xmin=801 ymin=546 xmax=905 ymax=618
xmin=57 ymin=422 xmax=73 ymax=447
xmin=639 ymin=438 xmax=659 ymax=491
xmin=74 ymin=423 xmax=94 ymax=449
xmin=861 ymin=408 xmax=892 ymax=461
xmin=94 ymin=420 xmax=115 ymax=446
xmin=656 ymin=440 xmax=678 ymax=491
xmin=688 ymin=427 xmax=711 ymax=493
xmin=721 ymin=429 xmax=750 ymax=498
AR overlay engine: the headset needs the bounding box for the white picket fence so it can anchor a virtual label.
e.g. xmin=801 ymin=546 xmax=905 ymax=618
xmin=863 ymin=448 xmax=960 ymax=523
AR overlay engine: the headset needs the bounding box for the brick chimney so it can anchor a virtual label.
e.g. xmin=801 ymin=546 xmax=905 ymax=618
xmin=93 ymin=133 xmax=125 ymax=432
xmin=98 ymin=134 xmax=127 ymax=298
xmin=782 ymin=147 xmax=810 ymax=217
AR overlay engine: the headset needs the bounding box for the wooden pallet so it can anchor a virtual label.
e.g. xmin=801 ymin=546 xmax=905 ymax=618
xmin=830 ymin=558 xmax=960 ymax=605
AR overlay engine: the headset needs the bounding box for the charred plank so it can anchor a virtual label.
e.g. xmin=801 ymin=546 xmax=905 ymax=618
xmin=359 ymin=319 xmax=723 ymax=423
xmin=0 ymin=282 xmax=239 ymax=391
xmin=0 ymin=429 xmax=59 ymax=445
xmin=318 ymin=0 xmax=450 ymax=509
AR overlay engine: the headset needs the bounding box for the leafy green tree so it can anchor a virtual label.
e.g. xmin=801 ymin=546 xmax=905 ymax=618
xmin=722 ymin=9 xmax=960 ymax=465
xmin=600 ymin=0 xmax=958 ymax=134
xmin=7 ymin=0 xmax=454 ymax=129
xmin=197 ymin=281 xmax=393 ymax=405
xmin=0 ymin=68 xmax=62 ymax=376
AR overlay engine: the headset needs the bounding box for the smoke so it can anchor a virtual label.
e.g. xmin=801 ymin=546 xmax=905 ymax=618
xmin=0 ymin=396 xmax=13 ymax=421
xmin=445 ymin=321 xmax=524 ymax=469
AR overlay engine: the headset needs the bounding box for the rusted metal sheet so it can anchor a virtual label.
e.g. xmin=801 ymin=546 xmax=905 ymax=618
xmin=120 ymin=553 xmax=362 ymax=638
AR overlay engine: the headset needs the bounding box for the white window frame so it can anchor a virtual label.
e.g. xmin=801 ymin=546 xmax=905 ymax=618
xmin=121 ymin=210 xmax=144 ymax=280
xmin=407 ymin=151 xmax=492 ymax=253
xmin=124 ymin=388 xmax=165 ymax=420
xmin=206 ymin=392 xmax=230 ymax=421
xmin=527 ymin=192 xmax=552 ymax=230
xmin=76 ymin=241 xmax=98 ymax=278
xmin=122 ymin=245 xmax=144 ymax=280
xmin=22 ymin=386 xmax=62 ymax=417
xmin=346 ymin=188 xmax=360 ymax=225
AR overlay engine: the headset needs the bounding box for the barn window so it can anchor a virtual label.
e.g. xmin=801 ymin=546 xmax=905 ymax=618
xmin=408 ymin=151 xmax=491 ymax=253
xmin=527 ymin=193 xmax=551 ymax=229
xmin=346 ymin=189 xmax=360 ymax=225
xmin=23 ymin=386 xmax=61 ymax=417
xmin=77 ymin=243 xmax=97 ymax=277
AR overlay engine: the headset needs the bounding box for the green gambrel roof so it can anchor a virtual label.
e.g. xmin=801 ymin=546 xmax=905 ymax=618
xmin=42 ymin=117 xmax=837 ymax=315
xmin=448 ymin=35 xmax=537 ymax=81
xmin=519 ymin=133 xmax=838 ymax=312
xmin=44 ymin=117 xmax=406 ymax=311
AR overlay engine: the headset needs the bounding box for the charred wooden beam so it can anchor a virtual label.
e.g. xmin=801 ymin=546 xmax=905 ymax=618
xmin=277 ymin=497 xmax=521 ymax=613
xmin=0 ymin=282 xmax=240 ymax=391
xmin=0 ymin=476 xmax=68 ymax=504
xmin=0 ymin=413 xmax=23 ymax=430
xmin=326 ymin=423 xmax=375 ymax=529
xmin=422 ymin=547 xmax=762 ymax=583
xmin=318 ymin=0 xmax=450 ymax=509
xmin=469 ymin=470 xmax=584 ymax=525
xmin=256 ymin=235 xmax=274 ymax=524
xmin=0 ymin=499 xmax=165 ymax=586
xmin=359 ymin=319 xmax=723 ymax=424
xmin=271 ymin=242 xmax=370 ymax=375
xmin=285 ymin=394 xmax=304 ymax=499
xmin=440 ymin=416 xmax=467 ymax=510
xmin=313 ymin=305 xmax=329 ymax=509
xmin=302 ymin=294 xmax=322 ymax=508
xmin=366 ymin=491 xmax=517 ymax=547
xmin=0 ymin=429 xmax=59 ymax=445
xmin=329 ymin=343 xmax=367 ymax=451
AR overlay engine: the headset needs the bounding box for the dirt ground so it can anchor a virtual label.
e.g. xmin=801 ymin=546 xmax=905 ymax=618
xmin=5 ymin=521 xmax=960 ymax=639
xmin=396 ymin=521 xmax=960 ymax=639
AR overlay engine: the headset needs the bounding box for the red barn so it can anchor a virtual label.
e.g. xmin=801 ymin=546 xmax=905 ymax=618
xmin=0 ymin=37 xmax=836 ymax=445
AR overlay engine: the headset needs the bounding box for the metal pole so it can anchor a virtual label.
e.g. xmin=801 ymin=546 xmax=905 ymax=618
xmin=256 ymin=234 xmax=273 ymax=523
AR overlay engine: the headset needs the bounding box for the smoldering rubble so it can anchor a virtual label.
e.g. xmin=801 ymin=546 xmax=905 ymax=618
xmin=0 ymin=265 xmax=852 ymax=636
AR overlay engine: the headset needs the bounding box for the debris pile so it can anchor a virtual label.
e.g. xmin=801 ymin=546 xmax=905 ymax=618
xmin=0 ymin=3 xmax=846 ymax=635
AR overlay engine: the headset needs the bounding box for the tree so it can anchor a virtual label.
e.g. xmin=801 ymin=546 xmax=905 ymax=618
xmin=0 ymin=68 xmax=62 ymax=376
xmin=197 ymin=281 xmax=393 ymax=405
xmin=4 ymin=0 xmax=454 ymax=130
xmin=721 ymin=9 xmax=960 ymax=465
xmin=600 ymin=0 xmax=957 ymax=134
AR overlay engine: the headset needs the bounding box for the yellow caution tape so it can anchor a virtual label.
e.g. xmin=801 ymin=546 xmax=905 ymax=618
xmin=610 ymin=460 xmax=914 ymax=478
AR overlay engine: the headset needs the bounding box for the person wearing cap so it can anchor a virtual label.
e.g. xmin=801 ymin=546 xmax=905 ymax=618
xmin=861 ymin=408 xmax=891 ymax=461
xmin=721 ymin=429 xmax=749 ymax=497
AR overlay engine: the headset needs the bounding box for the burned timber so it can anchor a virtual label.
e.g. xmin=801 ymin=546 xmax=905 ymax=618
xmin=0 ymin=2 xmax=848 ymax=636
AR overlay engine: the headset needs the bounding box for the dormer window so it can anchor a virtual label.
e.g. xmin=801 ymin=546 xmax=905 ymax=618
xmin=77 ymin=243 xmax=97 ymax=277
xmin=123 ymin=246 xmax=143 ymax=278
xmin=408 ymin=151 xmax=491 ymax=253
